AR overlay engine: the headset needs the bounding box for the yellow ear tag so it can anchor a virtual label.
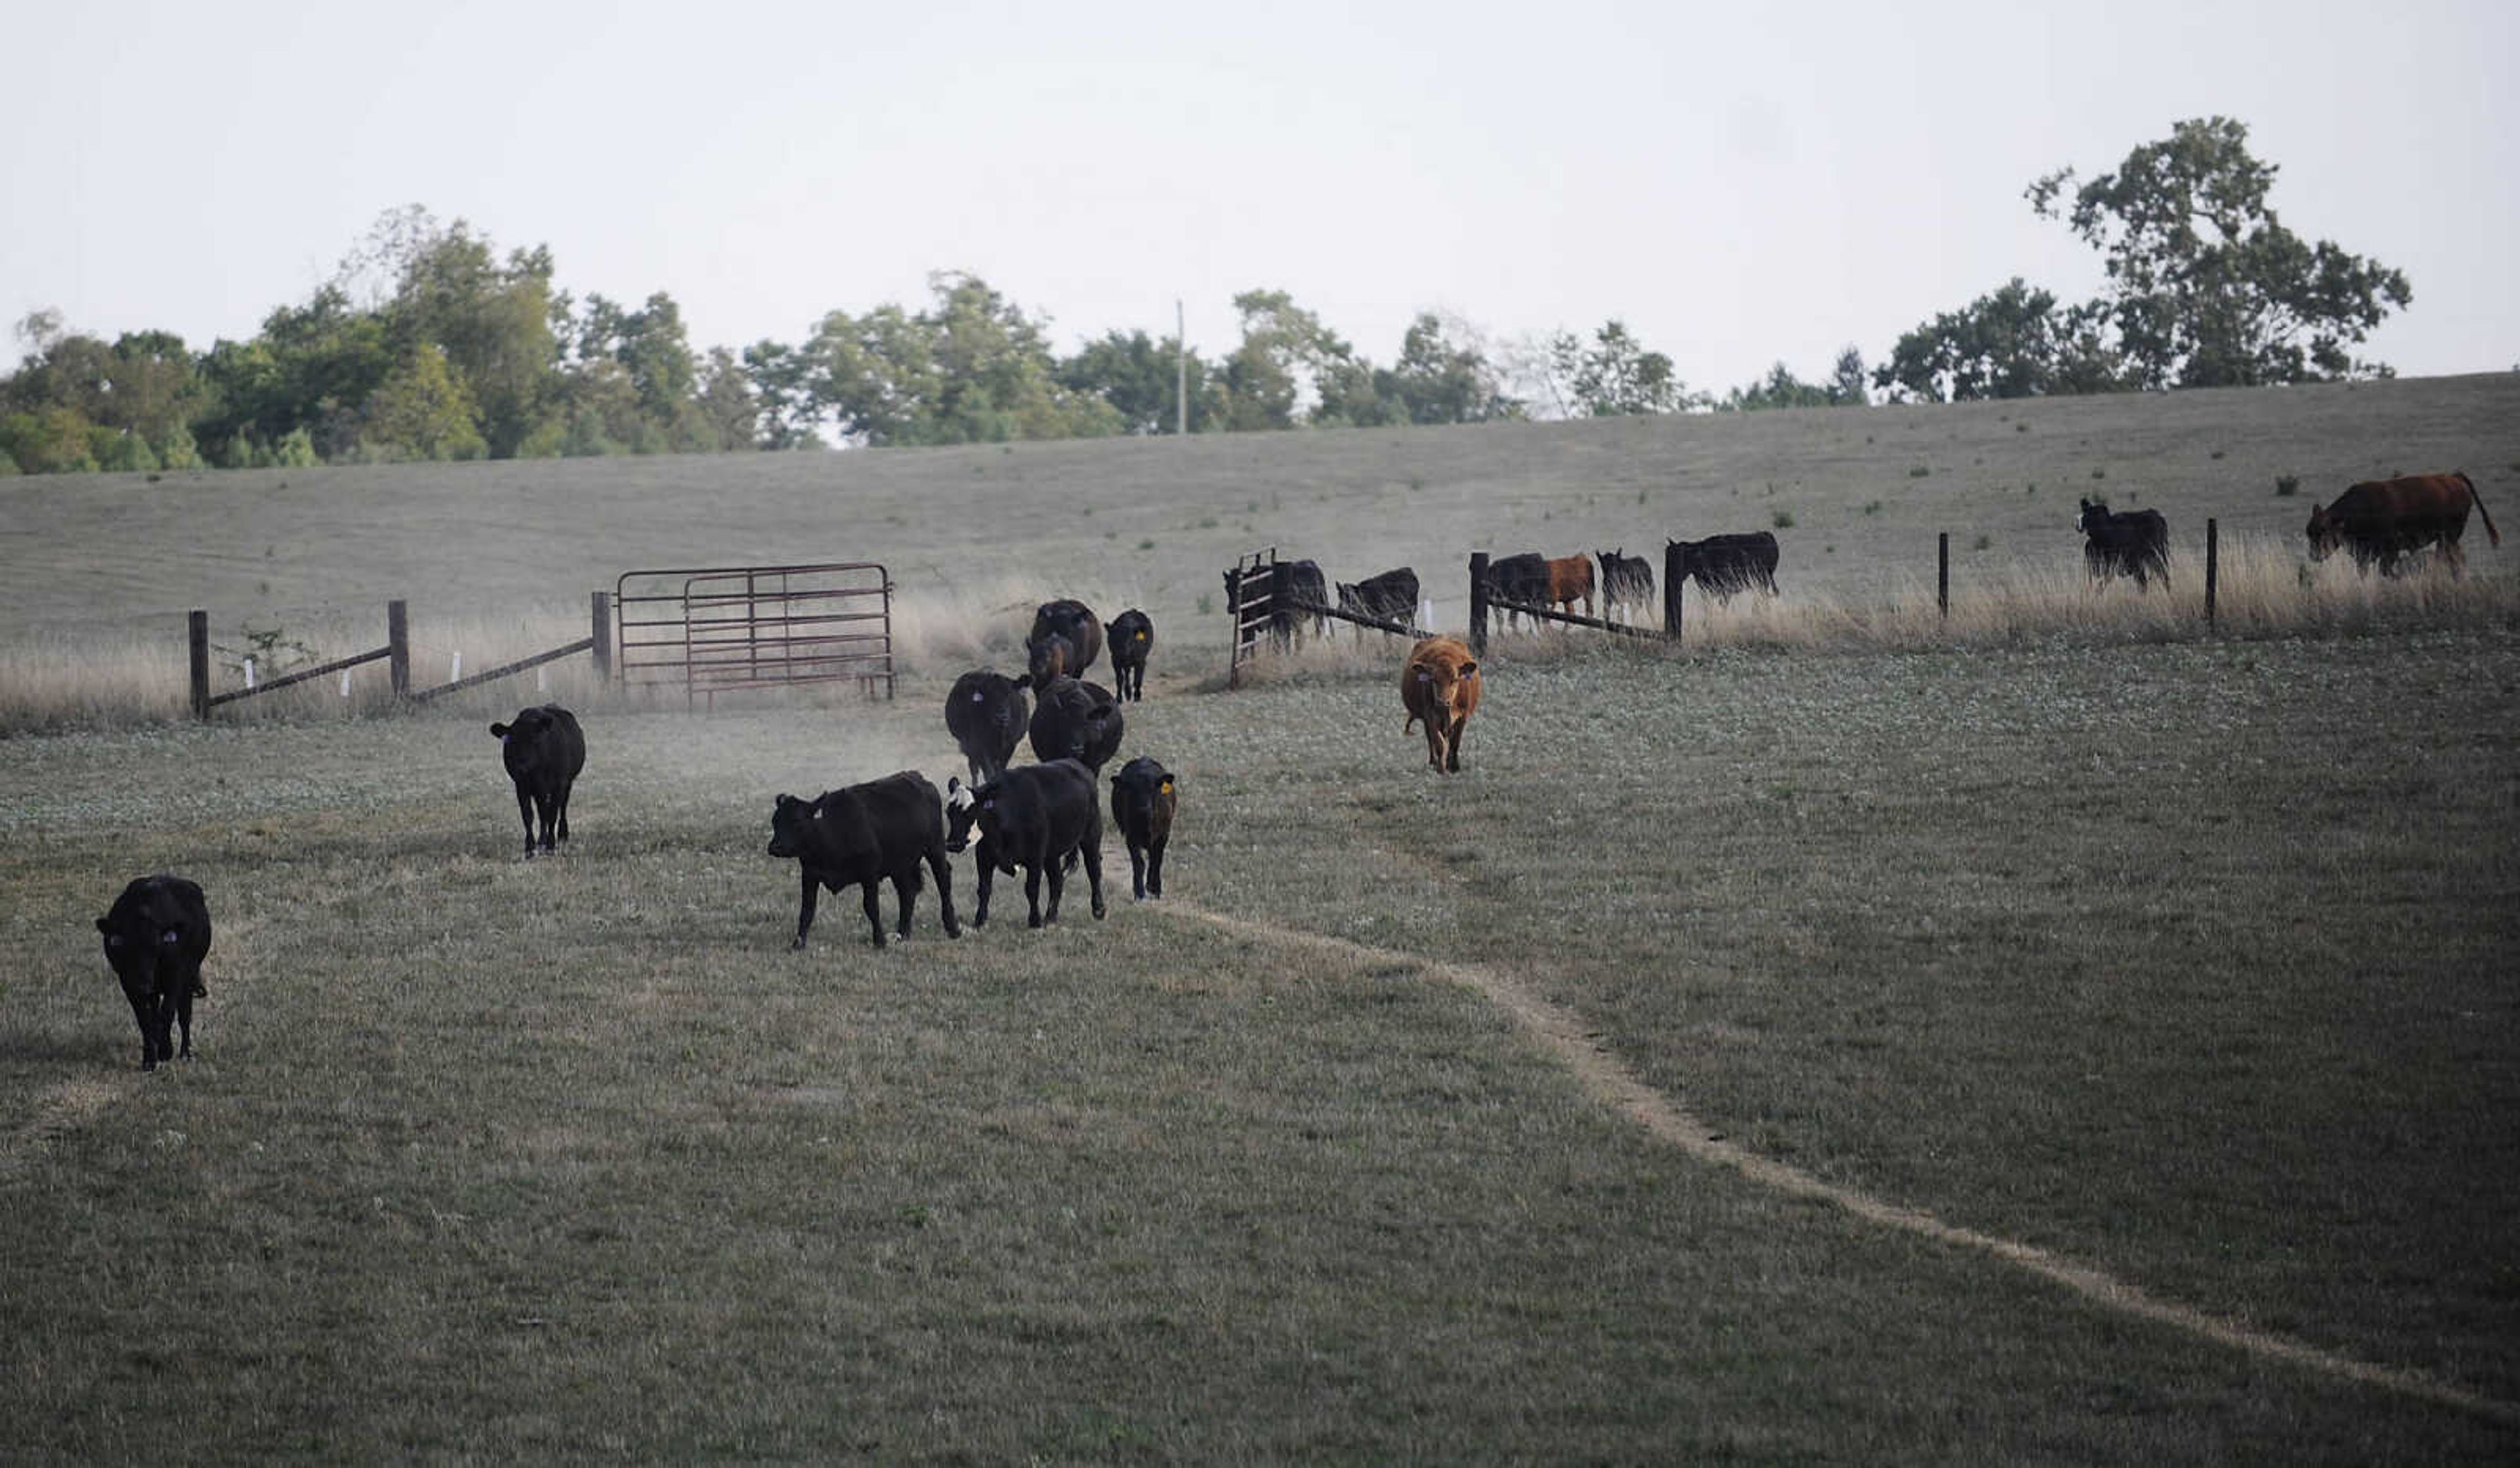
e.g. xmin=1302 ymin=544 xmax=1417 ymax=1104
xmin=1160 ymin=780 xmax=1173 ymax=794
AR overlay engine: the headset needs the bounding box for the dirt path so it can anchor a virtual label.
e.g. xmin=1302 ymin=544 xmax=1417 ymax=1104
xmin=1171 ymin=901 xmax=2520 ymax=1427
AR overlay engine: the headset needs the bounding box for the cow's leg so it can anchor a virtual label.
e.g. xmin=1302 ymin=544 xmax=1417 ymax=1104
xmin=792 ymin=872 xmax=821 ymax=950
xmin=1425 ymin=721 xmax=1446 ymax=771
xmin=514 ymin=786 xmax=537 ymax=858
xmin=1024 ymin=861 xmax=1048 ymax=929
xmin=927 ymin=843 xmax=961 ymax=938
xmin=1129 ymin=839 xmax=1149 ymax=901
xmin=971 ymin=854 xmax=994 ymax=929
xmin=174 ymin=986 xmax=194 ymax=1060
xmin=894 ymin=871 xmax=921 ymax=941
xmin=1044 ymin=848 xmax=1068 ymax=923
xmin=555 ymin=782 xmax=572 ymax=847
xmin=1446 ymin=715 xmax=1466 ymax=774
xmin=1081 ymin=830 xmax=1105 ymax=919
xmin=860 ymin=878 xmax=889 ymax=948
xmin=1146 ymin=833 xmax=1166 ymax=899
xmin=127 ymin=993 xmax=157 ymax=1070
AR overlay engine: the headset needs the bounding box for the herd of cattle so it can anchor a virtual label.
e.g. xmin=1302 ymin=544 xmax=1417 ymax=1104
xmin=88 ymin=472 xmax=2498 ymax=1068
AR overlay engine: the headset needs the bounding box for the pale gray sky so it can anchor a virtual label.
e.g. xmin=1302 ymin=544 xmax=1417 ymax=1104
xmin=7 ymin=0 xmax=2513 ymax=390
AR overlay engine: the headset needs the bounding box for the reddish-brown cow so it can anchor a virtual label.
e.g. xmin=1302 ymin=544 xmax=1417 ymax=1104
xmin=1400 ymin=636 xmax=1482 ymax=774
xmin=1542 ymin=555 xmax=1596 ymax=619
xmin=2307 ymin=471 xmax=2500 ymax=577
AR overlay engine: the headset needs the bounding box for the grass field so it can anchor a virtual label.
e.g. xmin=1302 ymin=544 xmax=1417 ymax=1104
xmin=4 ymin=377 xmax=2519 ymax=1461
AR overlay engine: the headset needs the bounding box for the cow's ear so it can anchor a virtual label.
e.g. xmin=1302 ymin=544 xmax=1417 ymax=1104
xmin=95 ymin=916 xmax=112 ymax=935
xmin=490 ymin=723 xmax=510 ymax=738
xmin=1460 ymin=661 xmax=1478 ymax=677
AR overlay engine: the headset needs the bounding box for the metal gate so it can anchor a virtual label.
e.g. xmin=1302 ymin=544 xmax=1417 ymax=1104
xmin=613 ymin=562 xmax=895 ymax=707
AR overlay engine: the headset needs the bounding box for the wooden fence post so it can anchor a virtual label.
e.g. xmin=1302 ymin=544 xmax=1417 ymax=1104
xmin=189 ymin=610 xmax=211 ymax=720
xmin=591 ymin=590 xmax=612 ymax=681
xmin=1938 ymin=533 xmax=1950 ymax=619
xmin=2205 ymin=518 xmax=2219 ymax=626
xmin=1662 ymin=543 xmax=1683 ymax=647
xmin=1468 ymin=552 xmax=1489 ymax=658
xmin=387 ymin=600 xmax=410 ymax=698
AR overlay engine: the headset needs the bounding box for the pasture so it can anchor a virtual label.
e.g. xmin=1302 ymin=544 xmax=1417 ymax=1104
xmin=3 ymin=376 xmax=2519 ymax=1460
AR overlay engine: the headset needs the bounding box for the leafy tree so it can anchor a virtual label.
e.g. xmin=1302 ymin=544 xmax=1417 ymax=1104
xmin=2027 ymin=116 xmax=2410 ymax=387
xmin=1059 ymin=329 xmax=1213 ymax=435
xmin=1874 ymin=278 xmax=2122 ymax=403
xmin=383 ymin=218 xmax=558 ymax=457
xmin=1829 ymin=346 xmax=1868 ymax=407
xmin=1723 ymin=362 xmax=1835 ymax=411
xmin=1386 ymin=313 xmax=1519 ymax=425
xmin=1548 ymin=320 xmax=1701 ymax=416
xmin=1309 ymin=355 xmax=1405 ymax=429
xmin=358 ymin=343 xmax=487 ymax=461
xmin=1219 ymin=289 xmax=1354 ymax=430
xmin=1 ymin=406 xmax=102 ymax=473
xmin=801 ymin=274 xmax=1116 ymax=446
xmin=742 ymin=339 xmax=821 ymax=448
xmin=694 ymin=347 xmax=759 ymax=452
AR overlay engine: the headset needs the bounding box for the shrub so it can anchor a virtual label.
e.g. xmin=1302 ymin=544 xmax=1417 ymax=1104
xmin=2275 ymin=474 xmax=2301 ymax=497
xmin=1773 ymin=510 xmax=1796 ymax=529
xmin=1907 ymin=465 xmax=1931 ymax=478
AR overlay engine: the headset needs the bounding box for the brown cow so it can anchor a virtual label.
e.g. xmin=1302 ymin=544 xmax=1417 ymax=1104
xmin=1400 ymin=636 xmax=1482 ymax=774
xmin=2307 ymin=472 xmax=2500 ymax=577
xmin=1543 ymin=554 xmax=1595 ymax=619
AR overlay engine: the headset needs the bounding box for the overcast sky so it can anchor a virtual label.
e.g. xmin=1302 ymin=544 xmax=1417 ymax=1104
xmin=8 ymin=0 xmax=2513 ymax=392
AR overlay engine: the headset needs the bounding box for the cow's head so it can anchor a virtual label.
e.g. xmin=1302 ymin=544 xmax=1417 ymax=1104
xmin=766 ymin=793 xmax=812 ymax=859
xmin=1026 ymin=634 xmax=1073 ymax=686
xmin=1410 ymin=655 xmax=1478 ymax=714
xmin=96 ymin=909 xmax=184 ymax=1002
xmin=2305 ymin=506 xmax=2342 ymax=561
xmin=943 ymin=776 xmax=992 ymax=854
xmin=2076 ymin=497 xmax=2109 ymax=535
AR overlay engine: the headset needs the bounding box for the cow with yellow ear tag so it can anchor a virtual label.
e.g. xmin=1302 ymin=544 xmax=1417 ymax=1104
xmin=1108 ymin=756 xmax=1176 ymax=900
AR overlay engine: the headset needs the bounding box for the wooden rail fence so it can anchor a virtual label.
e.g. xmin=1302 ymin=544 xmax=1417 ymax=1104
xmin=1228 ymin=524 xmax=2236 ymax=682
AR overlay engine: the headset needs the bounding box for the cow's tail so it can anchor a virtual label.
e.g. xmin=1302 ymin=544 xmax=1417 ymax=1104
xmin=2461 ymin=472 xmax=2500 ymax=547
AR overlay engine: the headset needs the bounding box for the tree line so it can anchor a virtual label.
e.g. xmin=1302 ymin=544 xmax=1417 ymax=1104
xmin=1 ymin=119 xmax=2409 ymax=476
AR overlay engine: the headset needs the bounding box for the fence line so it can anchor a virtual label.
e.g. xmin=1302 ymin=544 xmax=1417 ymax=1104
xmin=191 ymin=592 xmax=612 ymax=719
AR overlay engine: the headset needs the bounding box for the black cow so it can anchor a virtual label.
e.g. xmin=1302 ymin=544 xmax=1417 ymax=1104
xmin=1335 ymin=567 xmax=1419 ymax=640
xmin=766 ymin=772 xmax=960 ymax=950
xmin=1484 ymin=552 xmax=1548 ymax=629
xmin=1667 ymin=533 xmax=1782 ymax=602
xmin=1026 ymin=599 xmax=1104 ymax=684
xmin=1596 ymin=549 xmax=1655 ymax=619
xmin=945 ymin=762 xmax=1106 ymax=929
xmin=945 ymin=669 xmax=1030 ymax=784
xmin=1029 ymin=675 xmax=1124 ymax=770
xmin=2076 ymin=497 xmax=2172 ymax=589
xmin=489 ymin=704 xmax=585 ymax=858
xmin=1106 ymin=609 xmax=1154 ymax=702
xmin=1108 ymin=756 xmax=1177 ymax=900
xmin=96 ymin=875 xmax=211 ymax=1070
xmin=1273 ymin=559 xmax=1330 ymax=646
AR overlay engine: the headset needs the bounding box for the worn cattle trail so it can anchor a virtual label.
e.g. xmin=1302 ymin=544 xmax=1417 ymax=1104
xmin=1169 ymin=902 xmax=2520 ymax=1427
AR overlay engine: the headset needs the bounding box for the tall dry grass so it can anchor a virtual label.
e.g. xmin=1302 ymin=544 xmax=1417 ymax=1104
xmin=0 ymin=571 xmax=1192 ymax=733
xmin=1227 ymin=533 xmax=2519 ymax=690
xmin=14 ymin=538 xmax=2515 ymax=730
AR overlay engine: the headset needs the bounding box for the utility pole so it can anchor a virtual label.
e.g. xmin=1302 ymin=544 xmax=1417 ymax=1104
xmin=1175 ymin=299 xmax=1188 ymax=436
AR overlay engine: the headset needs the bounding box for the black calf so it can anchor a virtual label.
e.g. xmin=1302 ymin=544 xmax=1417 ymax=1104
xmin=1108 ymin=756 xmax=1177 ymax=900
xmin=767 ymin=772 xmax=961 ymax=949
xmin=96 ymin=875 xmax=211 ymax=1070
xmin=490 ymin=705 xmax=585 ymax=858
